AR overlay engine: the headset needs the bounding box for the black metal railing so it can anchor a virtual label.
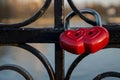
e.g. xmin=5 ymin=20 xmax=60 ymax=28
xmin=0 ymin=0 xmax=120 ymax=80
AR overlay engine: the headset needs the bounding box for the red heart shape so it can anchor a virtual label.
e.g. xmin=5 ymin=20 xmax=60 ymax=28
xmin=59 ymin=28 xmax=87 ymax=54
xmin=83 ymin=26 xmax=109 ymax=53
xmin=59 ymin=27 xmax=109 ymax=55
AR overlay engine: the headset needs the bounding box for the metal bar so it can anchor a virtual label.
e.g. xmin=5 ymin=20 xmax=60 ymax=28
xmin=54 ymin=0 xmax=64 ymax=29
xmin=55 ymin=43 xmax=64 ymax=80
xmin=54 ymin=0 xmax=64 ymax=80
xmin=104 ymin=24 xmax=120 ymax=44
xmin=0 ymin=25 xmax=120 ymax=45
xmin=0 ymin=28 xmax=62 ymax=43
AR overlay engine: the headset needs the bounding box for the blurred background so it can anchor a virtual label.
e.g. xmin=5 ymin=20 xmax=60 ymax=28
xmin=0 ymin=0 xmax=120 ymax=27
xmin=0 ymin=0 xmax=120 ymax=80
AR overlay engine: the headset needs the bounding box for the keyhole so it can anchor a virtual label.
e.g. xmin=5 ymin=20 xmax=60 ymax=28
xmin=89 ymin=31 xmax=93 ymax=35
xmin=75 ymin=33 xmax=79 ymax=36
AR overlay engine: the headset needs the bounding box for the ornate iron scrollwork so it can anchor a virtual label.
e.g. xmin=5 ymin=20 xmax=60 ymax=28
xmin=0 ymin=64 xmax=33 ymax=80
xmin=0 ymin=0 xmax=120 ymax=80
xmin=93 ymin=72 xmax=120 ymax=80
xmin=65 ymin=0 xmax=120 ymax=80
xmin=0 ymin=44 xmax=55 ymax=80
xmin=0 ymin=0 xmax=51 ymax=28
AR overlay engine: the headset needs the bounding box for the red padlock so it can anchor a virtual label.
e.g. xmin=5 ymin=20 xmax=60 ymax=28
xmin=83 ymin=26 xmax=109 ymax=53
xmin=60 ymin=28 xmax=87 ymax=54
xmin=59 ymin=9 xmax=109 ymax=55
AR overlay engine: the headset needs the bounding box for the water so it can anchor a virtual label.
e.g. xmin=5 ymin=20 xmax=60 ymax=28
xmin=0 ymin=44 xmax=120 ymax=80
xmin=0 ymin=21 xmax=119 ymax=80
xmin=65 ymin=48 xmax=120 ymax=80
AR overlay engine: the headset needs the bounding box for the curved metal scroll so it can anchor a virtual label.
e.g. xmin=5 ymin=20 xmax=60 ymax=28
xmin=65 ymin=8 xmax=102 ymax=30
xmin=65 ymin=53 xmax=89 ymax=80
xmin=17 ymin=44 xmax=55 ymax=80
xmin=0 ymin=0 xmax=51 ymax=28
xmin=0 ymin=64 xmax=33 ymax=80
xmin=0 ymin=44 xmax=55 ymax=80
xmin=93 ymin=72 xmax=120 ymax=80
xmin=65 ymin=53 xmax=120 ymax=80
xmin=66 ymin=1 xmax=120 ymax=80
xmin=67 ymin=0 xmax=97 ymax=26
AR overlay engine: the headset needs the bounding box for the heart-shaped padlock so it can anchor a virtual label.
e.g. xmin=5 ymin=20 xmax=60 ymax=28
xmin=60 ymin=28 xmax=87 ymax=54
xmin=83 ymin=26 xmax=109 ymax=53
xmin=59 ymin=9 xmax=109 ymax=55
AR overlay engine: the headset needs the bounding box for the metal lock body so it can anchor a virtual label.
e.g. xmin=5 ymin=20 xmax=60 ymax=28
xmin=60 ymin=28 xmax=87 ymax=54
xmin=83 ymin=26 xmax=109 ymax=53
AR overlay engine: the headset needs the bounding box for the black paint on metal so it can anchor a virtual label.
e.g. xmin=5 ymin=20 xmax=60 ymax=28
xmin=93 ymin=72 xmax=120 ymax=80
xmin=0 ymin=0 xmax=51 ymax=28
xmin=0 ymin=0 xmax=119 ymax=80
xmin=67 ymin=0 xmax=97 ymax=26
xmin=65 ymin=53 xmax=89 ymax=80
xmin=0 ymin=28 xmax=62 ymax=43
xmin=0 ymin=64 xmax=33 ymax=80
xmin=54 ymin=0 xmax=65 ymax=80
xmin=0 ymin=26 xmax=120 ymax=46
xmin=17 ymin=44 xmax=55 ymax=80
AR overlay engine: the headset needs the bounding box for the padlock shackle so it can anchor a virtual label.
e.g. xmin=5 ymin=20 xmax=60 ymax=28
xmin=65 ymin=8 xmax=102 ymax=30
xmin=67 ymin=0 xmax=97 ymax=26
